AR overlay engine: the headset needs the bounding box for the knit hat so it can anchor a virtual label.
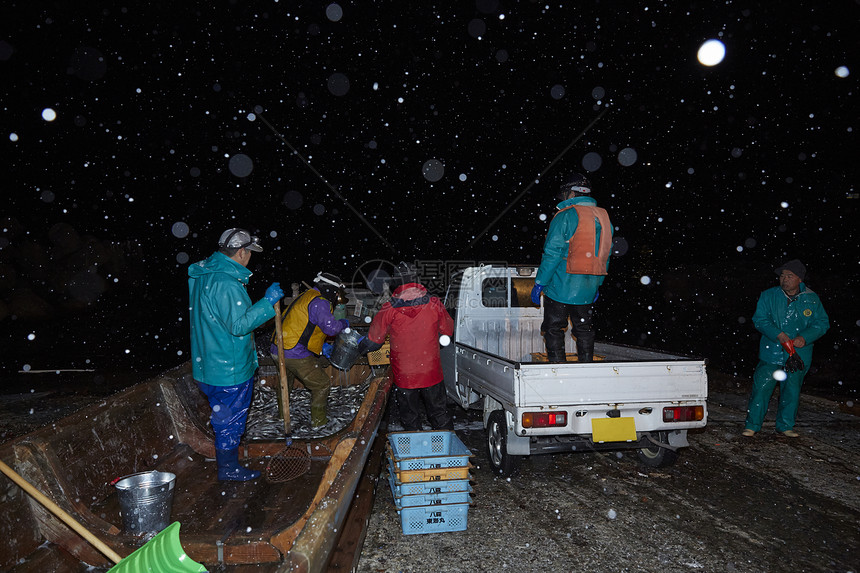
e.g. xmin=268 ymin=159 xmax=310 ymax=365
xmin=559 ymin=173 xmax=592 ymax=195
xmin=774 ymin=259 xmax=806 ymax=281
xmin=391 ymin=261 xmax=419 ymax=287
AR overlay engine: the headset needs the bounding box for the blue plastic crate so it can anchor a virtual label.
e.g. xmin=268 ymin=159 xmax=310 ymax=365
xmin=388 ymin=473 xmax=472 ymax=497
xmin=387 ymin=430 xmax=473 ymax=471
xmin=397 ymin=503 xmax=470 ymax=535
xmin=388 ymin=473 xmax=473 ymax=508
xmin=386 ymin=455 xmax=472 ymax=483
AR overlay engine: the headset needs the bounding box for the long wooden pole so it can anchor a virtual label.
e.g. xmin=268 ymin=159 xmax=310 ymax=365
xmin=0 ymin=459 xmax=123 ymax=564
xmin=273 ymin=301 xmax=291 ymax=433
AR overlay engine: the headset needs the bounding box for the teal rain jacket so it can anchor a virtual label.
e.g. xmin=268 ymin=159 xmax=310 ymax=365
xmin=752 ymin=284 xmax=829 ymax=367
xmin=188 ymin=252 xmax=276 ymax=386
xmin=535 ymin=196 xmax=613 ymax=305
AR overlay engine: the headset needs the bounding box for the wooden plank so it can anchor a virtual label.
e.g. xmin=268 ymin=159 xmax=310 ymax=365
xmin=270 ymin=437 xmax=355 ymax=555
xmin=324 ymin=422 xmax=387 ymax=572
xmin=287 ymin=373 xmax=392 ymax=573
xmin=5 ymin=542 xmax=93 ymax=573
xmin=0 ymin=448 xmax=45 ymax=570
xmin=530 ymin=352 xmax=605 ymax=362
xmin=159 ymin=378 xmax=216 ymax=458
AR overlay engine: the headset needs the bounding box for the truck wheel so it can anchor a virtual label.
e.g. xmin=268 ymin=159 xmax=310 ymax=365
xmin=487 ymin=410 xmax=520 ymax=477
xmin=636 ymin=432 xmax=679 ymax=468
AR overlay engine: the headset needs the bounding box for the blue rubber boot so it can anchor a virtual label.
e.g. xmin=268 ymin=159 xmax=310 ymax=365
xmin=216 ymin=449 xmax=260 ymax=482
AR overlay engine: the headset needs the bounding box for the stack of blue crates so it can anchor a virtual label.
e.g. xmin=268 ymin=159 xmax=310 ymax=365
xmin=386 ymin=430 xmax=474 ymax=535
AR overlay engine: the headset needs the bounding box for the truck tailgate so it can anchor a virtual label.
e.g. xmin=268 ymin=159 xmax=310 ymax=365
xmin=517 ymin=362 xmax=708 ymax=407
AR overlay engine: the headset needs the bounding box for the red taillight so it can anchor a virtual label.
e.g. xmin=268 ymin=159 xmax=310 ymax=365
xmin=522 ymin=411 xmax=567 ymax=428
xmin=662 ymin=405 xmax=704 ymax=422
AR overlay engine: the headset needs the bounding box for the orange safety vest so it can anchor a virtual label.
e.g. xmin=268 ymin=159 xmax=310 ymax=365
xmin=554 ymin=204 xmax=612 ymax=275
xmin=273 ymin=290 xmax=331 ymax=354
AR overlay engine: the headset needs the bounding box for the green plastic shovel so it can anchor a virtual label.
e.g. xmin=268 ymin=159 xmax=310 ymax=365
xmin=108 ymin=522 xmax=206 ymax=572
xmin=0 ymin=459 xmax=206 ymax=572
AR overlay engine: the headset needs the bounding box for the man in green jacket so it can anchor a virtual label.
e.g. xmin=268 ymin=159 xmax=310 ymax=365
xmin=743 ymin=259 xmax=829 ymax=438
xmin=188 ymin=228 xmax=284 ymax=480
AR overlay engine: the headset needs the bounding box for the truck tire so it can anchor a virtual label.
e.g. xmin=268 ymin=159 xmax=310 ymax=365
xmin=636 ymin=432 xmax=679 ymax=468
xmin=487 ymin=410 xmax=520 ymax=477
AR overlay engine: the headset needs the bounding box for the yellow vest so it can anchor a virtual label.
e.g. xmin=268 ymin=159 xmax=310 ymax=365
xmin=275 ymin=290 xmax=331 ymax=354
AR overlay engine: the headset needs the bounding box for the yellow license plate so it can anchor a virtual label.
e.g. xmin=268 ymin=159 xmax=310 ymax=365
xmin=592 ymin=417 xmax=637 ymax=443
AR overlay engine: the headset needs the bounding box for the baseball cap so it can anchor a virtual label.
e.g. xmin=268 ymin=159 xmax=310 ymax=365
xmin=218 ymin=228 xmax=263 ymax=252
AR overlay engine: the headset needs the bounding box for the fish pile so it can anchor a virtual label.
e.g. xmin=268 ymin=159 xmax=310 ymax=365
xmin=245 ymin=370 xmax=370 ymax=440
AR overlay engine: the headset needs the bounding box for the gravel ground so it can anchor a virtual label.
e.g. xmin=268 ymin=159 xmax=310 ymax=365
xmin=357 ymin=374 xmax=860 ymax=573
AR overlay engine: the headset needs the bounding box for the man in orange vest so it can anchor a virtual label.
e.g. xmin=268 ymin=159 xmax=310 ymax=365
xmin=531 ymin=174 xmax=613 ymax=363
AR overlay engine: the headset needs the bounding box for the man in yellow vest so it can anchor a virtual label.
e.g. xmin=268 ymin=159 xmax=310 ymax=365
xmin=531 ymin=174 xmax=613 ymax=363
xmin=271 ymin=272 xmax=349 ymax=427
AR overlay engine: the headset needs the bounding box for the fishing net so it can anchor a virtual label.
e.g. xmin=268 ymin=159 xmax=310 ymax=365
xmin=265 ymin=442 xmax=332 ymax=483
xmin=265 ymin=443 xmax=311 ymax=483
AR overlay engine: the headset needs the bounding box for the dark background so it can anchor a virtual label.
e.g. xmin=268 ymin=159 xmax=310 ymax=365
xmin=1 ymin=2 xmax=857 ymax=398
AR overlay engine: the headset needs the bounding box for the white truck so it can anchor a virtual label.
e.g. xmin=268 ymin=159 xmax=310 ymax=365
xmin=440 ymin=265 xmax=708 ymax=476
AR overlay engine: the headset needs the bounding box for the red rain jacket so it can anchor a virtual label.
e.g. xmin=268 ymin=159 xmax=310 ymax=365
xmin=367 ymin=283 xmax=454 ymax=389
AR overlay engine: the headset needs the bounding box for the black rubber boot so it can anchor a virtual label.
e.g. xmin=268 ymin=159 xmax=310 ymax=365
xmin=576 ymin=340 xmax=594 ymax=363
xmin=546 ymin=349 xmax=567 ymax=363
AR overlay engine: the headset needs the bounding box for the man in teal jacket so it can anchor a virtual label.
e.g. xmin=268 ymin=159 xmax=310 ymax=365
xmin=743 ymin=259 xmax=829 ymax=438
xmin=531 ymin=174 xmax=612 ymax=363
xmin=189 ymin=228 xmax=284 ymax=480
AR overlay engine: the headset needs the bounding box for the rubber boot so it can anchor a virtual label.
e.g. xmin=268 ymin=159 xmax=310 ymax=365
xmin=576 ymin=340 xmax=594 ymax=363
xmin=546 ymin=349 xmax=566 ymax=364
xmin=216 ymin=449 xmax=260 ymax=482
xmin=310 ymin=405 xmax=329 ymax=428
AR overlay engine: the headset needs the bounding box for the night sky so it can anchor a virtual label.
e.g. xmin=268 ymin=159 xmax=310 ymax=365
xmin=1 ymin=2 xmax=857 ymax=391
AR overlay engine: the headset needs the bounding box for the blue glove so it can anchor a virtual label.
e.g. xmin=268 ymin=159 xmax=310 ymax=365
xmin=530 ymin=284 xmax=544 ymax=305
xmin=339 ymin=319 xmax=350 ymax=331
xmin=592 ymin=290 xmax=600 ymax=303
xmin=322 ymin=342 xmax=333 ymax=358
xmin=265 ymin=282 xmax=284 ymax=305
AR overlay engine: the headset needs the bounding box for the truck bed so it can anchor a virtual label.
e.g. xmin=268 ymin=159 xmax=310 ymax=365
xmin=454 ymin=341 xmax=708 ymax=408
xmin=455 ymin=305 xmax=705 ymax=363
xmin=446 ymin=289 xmax=708 ymax=411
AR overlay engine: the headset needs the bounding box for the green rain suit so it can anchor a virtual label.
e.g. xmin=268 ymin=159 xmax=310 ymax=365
xmin=744 ymin=283 xmax=829 ymax=432
xmin=188 ymin=252 xmax=276 ymax=386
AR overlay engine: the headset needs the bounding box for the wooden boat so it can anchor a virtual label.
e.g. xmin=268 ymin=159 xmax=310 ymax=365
xmin=0 ymin=358 xmax=391 ymax=572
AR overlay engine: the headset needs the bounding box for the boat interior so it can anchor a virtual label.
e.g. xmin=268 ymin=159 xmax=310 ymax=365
xmin=0 ymin=360 xmax=390 ymax=572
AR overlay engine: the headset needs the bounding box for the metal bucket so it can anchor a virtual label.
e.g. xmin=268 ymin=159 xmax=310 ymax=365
xmin=329 ymin=328 xmax=363 ymax=370
xmin=114 ymin=470 xmax=176 ymax=534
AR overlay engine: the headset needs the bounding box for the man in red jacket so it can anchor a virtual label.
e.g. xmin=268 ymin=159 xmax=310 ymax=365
xmin=358 ymin=263 xmax=455 ymax=430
